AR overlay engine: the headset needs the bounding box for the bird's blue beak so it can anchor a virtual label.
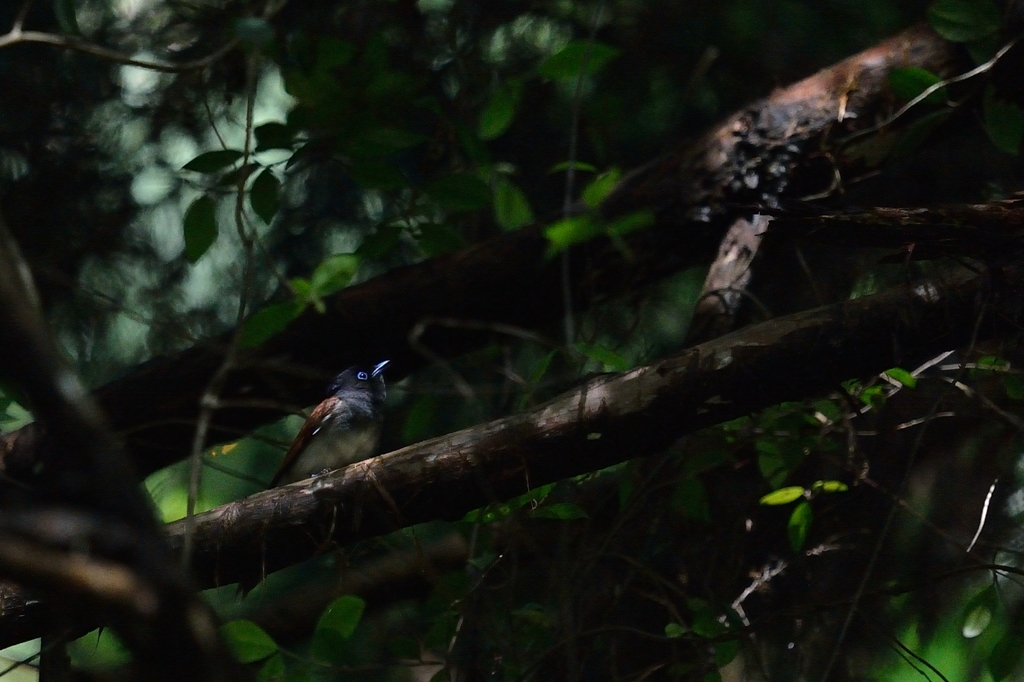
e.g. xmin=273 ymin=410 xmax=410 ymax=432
xmin=372 ymin=360 xmax=390 ymax=377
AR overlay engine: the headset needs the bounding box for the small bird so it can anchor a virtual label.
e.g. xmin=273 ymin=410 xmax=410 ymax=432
xmin=270 ymin=360 xmax=390 ymax=487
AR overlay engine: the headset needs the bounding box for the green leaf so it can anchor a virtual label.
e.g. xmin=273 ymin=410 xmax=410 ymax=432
xmin=581 ymin=168 xmax=621 ymax=208
xmin=759 ymin=486 xmax=806 ymax=506
xmin=544 ymin=215 xmax=602 ymax=255
xmin=1005 ymin=374 xmax=1024 ymax=400
xmin=963 ymin=586 xmax=998 ymax=638
xmin=888 ymin=67 xmax=946 ymax=105
xmin=811 ymin=480 xmax=849 ymax=494
xmin=859 ymin=385 xmax=886 ymax=410
xmin=989 ymin=632 xmax=1024 ymax=681
xmin=479 ymin=81 xmax=522 ymax=140
xmin=220 ymin=620 xmax=277 ymax=664
xmin=575 ymin=342 xmax=630 ymax=371
xmin=664 ymin=622 xmax=687 ymax=639
xmin=671 ymin=478 xmax=711 ymax=523
xmin=250 ymin=169 xmax=280 ymax=225
xmin=607 ymin=210 xmax=655 ymax=236
xmin=984 ymin=85 xmax=1024 ymax=155
xmin=884 ymin=367 xmax=917 ymax=389
xmin=316 ymin=595 xmax=366 ymax=640
xmin=425 ymin=173 xmax=492 ymax=211
xmin=714 ymin=640 xmax=740 ymax=668
xmin=356 ymin=224 xmax=403 ymax=259
xmin=54 ymin=0 xmax=80 ymax=35
xmin=531 ymin=502 xmax=588 ymax=520
xmin=310 ymin=254 xmax=358 ymax=297
xmin=538 ymin=40 xmax=621 ymax=80
xmin=256 ymin=654 xmax=284 ymax=682
xmin=494 ymin=179 xmax=534 ymax=230
xmin=688 ymin=598 xmax=727 ymax=638
xmin=233 ymin=17 xmax=275 ymax=50
xmin=255 ymin=122 xmax=293 ymax=151
xmin=239 ymin=301 xmax=304 ymax=349
xmin=183 ymin=195 xmax=218 ymax=263
xmin=788 ymin=501 xmax=812 ymax=552
xmin=549 ymin=160 xmax=597 ymax=174
xmin=183 ymin=150 xmax=244 ymax=173
xmin=927 ymin=0 xmax=1001 ymax=42
xmin=888 ymin=108 xmax=952 ymax=164
xmin=418 ymin=223 xmax=465 ymax=256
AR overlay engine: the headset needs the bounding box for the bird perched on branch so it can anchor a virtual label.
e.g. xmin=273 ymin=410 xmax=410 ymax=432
xmin=270 ymin=360 xmax=390 ymax=487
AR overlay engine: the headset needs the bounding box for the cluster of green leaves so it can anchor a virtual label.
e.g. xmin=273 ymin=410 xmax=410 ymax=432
xmin=663 ymin=598 xmax=742 ymax=682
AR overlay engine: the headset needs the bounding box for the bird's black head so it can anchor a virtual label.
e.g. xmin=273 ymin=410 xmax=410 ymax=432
xmin=328 ymin=360 xmax=389 ymax=404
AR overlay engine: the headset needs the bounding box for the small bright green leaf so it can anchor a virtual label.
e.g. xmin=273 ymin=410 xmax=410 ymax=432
xmin=788 ymin=501 xmax=812 ymax=551
xmin=220 ymin=620 xmax=278 ymax=664
xmin=256 ymin=654 xmax=284 ymax=682
xmin=888 ymin=67 xmax=946 ymax=105
xmin=494 ymin=178 xmax=534 ymax=230
xmin=664 ymin=622 xmax=687 ymax=639
xmin=255 ymin=122 xmax=293 ymax=151
xmin=54 ymin=0 xmax=80 ymax=35
xmin=927 ymin=0 xmax=1001 ymax=42
xmin=250 ymin=169 xmax=280 ymax=225
xmin=233 ymin=17 xmax=275 ymax=49
xmin=316 ymin=595 xmax=366 ymax=640
xmin=581 ymin=168 xmax=621 ymax=209
xmin=989 ymin=632 xmax=1024 ymax=680
xmin=311 ymin=254 xmax=358 ymax=297
xmin=183 ymin=195 xmax=218 ymax=263
xmin=977 ymin=355 xmax=1010 ymax=371
xmin=760 ymin=486 xmax=806 ymax=506
xmin=884 ymin=367 xmax=917 ymax=389
xmin=183 ymin=150 xmax=244 ymax=173
xmin=425 ymin=173 xmax=492 ymax=211
xmin=549 ymin=160 xmax=597 ymax=174
xmin=418 ymin=223 xmax=466 ymax=256
xmin=575 ymin=342 xmax=630 ymax=371
xmin=1005 ymin=374 xmax=1024 ymax=400
xmin=479 ymin=82 xmax=522 ymax=140
xmin=607 ymin=210 xmax=655 ymax=236
xmin=539 ymin=40 xmax=621 ymax=80
xmin=531 ymin=502 xmax=588 ymax=520
xmin=812 ymin=480 xmax=849 ymax=494
xmin=239 ymin=301 xmax=304 ymax=349
xmin=859 ymin=385 xmax=887 ymax=410
xmin=984 ymin=85 xmax=1024 ymax=155
xmin=544 ymin=215 xmax=602 ymax=255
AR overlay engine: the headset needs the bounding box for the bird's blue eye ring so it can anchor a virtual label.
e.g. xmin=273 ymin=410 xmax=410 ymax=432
xmin=357 ymin=371 xmax=369 ymax=380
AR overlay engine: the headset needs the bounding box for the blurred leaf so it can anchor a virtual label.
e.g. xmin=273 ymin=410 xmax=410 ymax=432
xmin=255 ymin=122 xmax=293 ymax=151
xmin=884 ymin=367 xmax=917 ymax=388
xmin=545 ymin=215 xmax=602 ymax=255
xmin=234 ymin=17 xmax=275 ymax=50
xmin=316 ymin=595 xmax=366 ymax=640
xmin=607 ymin=210 xmax=655 ymax=236
xmin=317 ymin=37 xmax=356 ymax=70
xmin=984 ymin=85 xmax=1023 ymax=155
xmin=250 ymin=169 xmax=280 ymax=224
xmin=888 ymin=67 xmax=946 ymax=105
xmin=859 ymin=385 xmax=886 ymax=410
xmin=256 ymin=654 xmax=284 ymax=682
xmin=494 ymin=178 xmax=534 ymax=230
xmin=402 ymin=395 xmax=437 ymax=443
xmin=531 ymin=502 xmax=588 ymax=520
xmin=220 ymin=620 xmax=277 ymax=664
xmin=183 ymin=195 xmax=217 ymax=263
xmin=349 ymin=158 xmax=406 ymax=190
xmin=425 ymin=173 xmax=492 ymax=211
xmin=788 ymin=501 xmax=812 ymax=551
xmin=549 ymin=160 xmax=597 ymax=174
xmin=54 ymin=0 xmax=80 ymax=34
xmin=715 ymin=640 xmax=739 ymax=668
xmin=575 ymin=343 xmax=630 ymax=371
xmin=671 ymin=477 xmax=711 ymax=523
xmin=890 ymin=109 xmax=952 ymax=162
xmin=927 ymin=0 xmax=1000 ymax=42
xmin=760 ymin=486 xmax=805 ymax=506
xmin=963 ymin=586 xmax=998 ymax=638
xmin=183 ymin=150 xmax=244 ymax=172
xmin=539 ymin=40 xmax=621 ymax=80
xmin=664 ymin=622 xmax=687 ymax=639
xmin=1005 ymin=374 xmax=1024 ymax=400
xmin=239 ymin=301 xmax=304 ymax=350
xmin=356 ymin=224 xmax=403 ymax=259
xmin=418 ymin=223 xmax=466 ymax=256
xmin=688 ymin=598 xmax=726 ymax=638
xmin=811 ymin=480 xmax=849 ymax=494
xmin=582 ymin=168 xmax=621 ymax=208
xmin=311 ymin=254 xmax=358 ymax=297
xmin=357 ymin=127 xmax=427 ymax=154
xmin=479 ymin=81 xmax=522 ymax=140
xmin=990 ymin=632 xmax=1024 ymax=680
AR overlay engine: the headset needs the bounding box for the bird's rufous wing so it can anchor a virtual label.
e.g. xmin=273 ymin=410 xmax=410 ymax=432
xmin=269 ymin=397 xmax=340 ymax=487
